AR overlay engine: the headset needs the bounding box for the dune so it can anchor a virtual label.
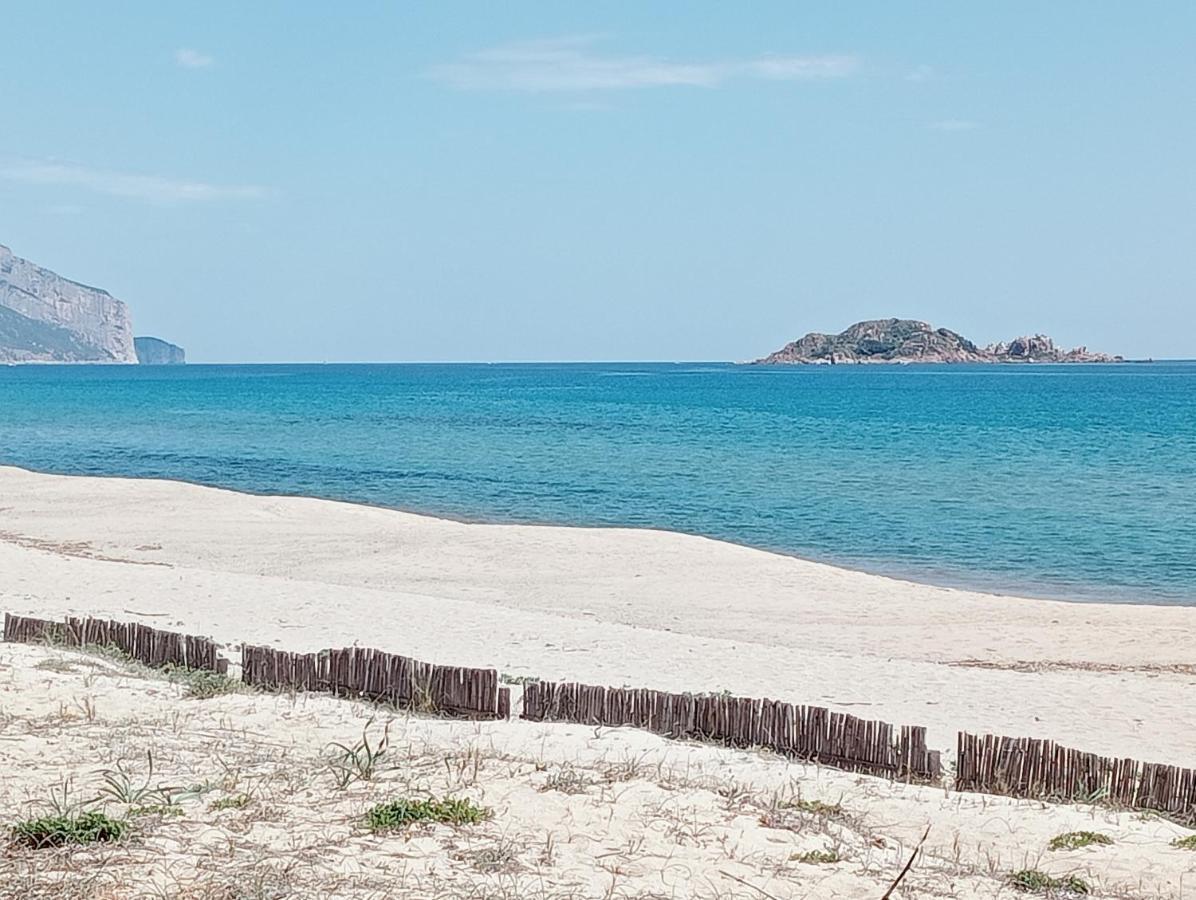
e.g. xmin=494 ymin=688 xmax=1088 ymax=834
xmin=2 ymin=641 xmax=1193 ymax=898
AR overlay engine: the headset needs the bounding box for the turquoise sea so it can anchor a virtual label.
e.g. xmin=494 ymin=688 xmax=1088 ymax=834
xmin=1 ymin=362 xmax=1194 ymax=604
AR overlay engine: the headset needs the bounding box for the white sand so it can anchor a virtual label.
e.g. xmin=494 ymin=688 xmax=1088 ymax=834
xmin=3 ymin=466 xmax=1196 ymax=897
xmin=1 ymin=465 xmax=1193 ymax=764
xmin=2 ymin=641 xmax=1193 ymax=898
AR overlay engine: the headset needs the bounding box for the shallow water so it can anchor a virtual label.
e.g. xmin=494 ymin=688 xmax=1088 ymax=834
xmin=2 ymin=361 xmax=1194 ymax=604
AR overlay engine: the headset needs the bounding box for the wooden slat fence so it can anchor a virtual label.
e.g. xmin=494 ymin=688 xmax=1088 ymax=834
xmin=3 ymin=612 xmax=227 ymax=674
xmin=10 ymin=610 xmax=1196 ymax=821
xmin=957 ymin=732 xmax=1196 ymax=823
xmin=522 ymin=680 xmax=942 ymax=782
xmin=241 ymin=644 xmax=509 ymax=720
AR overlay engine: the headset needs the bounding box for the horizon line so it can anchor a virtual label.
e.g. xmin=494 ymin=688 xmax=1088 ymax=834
xmin=6 ymin=358 xmax=1184 ymax=367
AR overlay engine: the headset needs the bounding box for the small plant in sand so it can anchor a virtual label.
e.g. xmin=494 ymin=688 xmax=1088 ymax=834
xmin=172 ymin=780 xmax=218 ymax=803
xmin=1048 ymin=831 xmax=1112 ymax=852
xmin=163 ymin=665 xmax=240 ymax=699
xmin=716 ymin=781 xmax=753 ymax=805
xmin=85 ymin=642 xmax=139 ymax=666
xmin=1173 ymin=834 xmax=1196 ymax=850
xmin=35 ymin=657 xmax=79 ymax=674
xmin=455 ymin=836 xmax=523 ymax=873
xmin=409 ymin=674 xmax=441 ymax=715
xmin=790 ymin=848 xmax=840 ymax=864
xmin=325 ymin=719 xmax=390 ymax=789
xmin=444 ymin=747 xmax=485 ymax=789
xmin=540 ymin=766 xmax=593 ymax=795
xmin=209 ymin=793 xmax=252 ymax=811
xmin=499 ymin=673 xmax=540 ymax=686
xmin=1008 ymin=869 xmax=1089 ymax=895
xmin=601 ymin=751 xmax=651 ymax=783
xmin=759 ymin=792 xmax=845 ymax=831
xmin=128 ymin=803 xmax=184 ymax=818
xmin=37 ymin=628 xmax=136 ymax=667
xmin=10 ymin=811 xmax=129 ymax=849
xmin=782 ymin=797 xmax=844 ymax=817
xmin=33 ymin=623 xmax=73 ymax=649
xmin=97 ymin=750 xmax=167 ymax=806
xmin=365 ymin=797 xmax=490 ymax=833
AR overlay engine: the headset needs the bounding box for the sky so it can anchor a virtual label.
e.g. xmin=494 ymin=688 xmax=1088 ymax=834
xmin=0 ymin=2 xmax=1193 ymax=362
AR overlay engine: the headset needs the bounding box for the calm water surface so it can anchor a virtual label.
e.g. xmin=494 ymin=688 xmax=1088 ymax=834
xmin=1 ymin=362 xmax=1194 ymax=604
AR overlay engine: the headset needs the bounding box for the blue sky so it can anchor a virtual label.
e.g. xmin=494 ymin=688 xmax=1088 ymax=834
xmin=0 ymin=2 xmax=1192 ymax=361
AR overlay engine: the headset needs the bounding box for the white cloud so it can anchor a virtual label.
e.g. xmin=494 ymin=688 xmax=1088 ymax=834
xmin=428 ymin=37 xmax=858 ymax=93
xmin=929 ymin=119 xmax=980 ymax=132
xmin=175 ymin=48 xmax=214 ymax=69
xmin=0 ymin=159 xmax=267 ymax=204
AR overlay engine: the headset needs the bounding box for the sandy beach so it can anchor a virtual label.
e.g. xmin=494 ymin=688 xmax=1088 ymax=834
xmin=2 ymin=465 xmax=1194 ymax=764
xmin=3 ymin=466 xmax=1196 ymax=897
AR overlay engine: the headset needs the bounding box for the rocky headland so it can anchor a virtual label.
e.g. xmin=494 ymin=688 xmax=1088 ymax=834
xmin=753 ymin=318 xmax=1122 ymax=365
xmin=0 ymin=243 xmax=184 ymax=364
xmin=134 ymin=336 xmax=186 ymax=365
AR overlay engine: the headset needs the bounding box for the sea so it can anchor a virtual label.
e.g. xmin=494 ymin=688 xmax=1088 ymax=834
xmin=1 ymin=361 xmax=1194 ymax=605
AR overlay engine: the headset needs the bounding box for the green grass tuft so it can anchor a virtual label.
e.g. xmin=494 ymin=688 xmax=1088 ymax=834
xmin=365 ymin=797 xmax=490 ymax=833
xmin=209 ymin=794 xmax=252 ymax=811
xmin=1048 ymin=830 xmax=1113 ymax=851
xmin=9 ymin=811 xmax=129 ymax=849
xmin=325 ymin=720 xmax=390 ymax=789
xmin=499 ymin=673 xmax=540 ymax=686
xmin=162 ymin=665 xmax=240 ymax=699
xmin=128 ymin=803 xmax=183 ymax=818
xmin=790 ymin=849 xmax=839 ymax=864
xmin=1008 ymin=869 xmax=1089 ymax=894
xmin=1173 ymin=834 xmax=1196 ymax=850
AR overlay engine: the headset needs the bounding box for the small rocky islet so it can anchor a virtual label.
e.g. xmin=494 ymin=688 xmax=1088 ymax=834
xmin=752 ymin=318 xmax=1122 ymax=365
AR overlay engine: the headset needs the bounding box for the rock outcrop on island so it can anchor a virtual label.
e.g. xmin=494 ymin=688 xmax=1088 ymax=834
xmin=0 ymin=243 xmax=184 ymax=364
xmin=134 ymin=336 xmax=186 ymax=365
xmin=753 ymin=319 xmax=1122 ymax=365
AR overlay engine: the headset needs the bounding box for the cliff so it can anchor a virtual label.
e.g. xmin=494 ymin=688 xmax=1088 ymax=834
xmin=753 ymin=319 xmax=1122 ymax=365
xmin=0 ymin=304 xmax=119 ymax=363
xmin=135 ymin=336 xmax=186 ymax=365
xmin=0 ymin=244 xmax=183 ymax=364
xmin=0 ymin=244 xmax=137 ymax=362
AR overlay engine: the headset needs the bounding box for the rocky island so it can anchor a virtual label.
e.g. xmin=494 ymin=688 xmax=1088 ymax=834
xmin=753 ymin=318 xmax=1122 ymax=365
xmin=0 ymin=243 xmax=184 ymax=364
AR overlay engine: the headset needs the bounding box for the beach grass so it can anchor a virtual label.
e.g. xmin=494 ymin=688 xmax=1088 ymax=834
xmin=1047 ymin=830 xmax=1113 ymax=851
xmin=1008 ymin=869 xmax=1089 ymax=894
xmin=365 ymin=797 xmax=490 ymax=833
xmin=9 ymin=811 xmax=129 ymax=849
xmin=790 ymin=849 xmax=839 ymax=864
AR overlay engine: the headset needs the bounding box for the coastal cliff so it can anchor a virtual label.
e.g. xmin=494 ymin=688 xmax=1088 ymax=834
xmin=0 ymin=243 xmax=183 ymax=364
xmin=0 ymin=244 xmax=136 ymax=362
xmin=135 ymin=336 xmax=186 ymax=365
xmin=754 ymin=319 xmax=1122 ymax=365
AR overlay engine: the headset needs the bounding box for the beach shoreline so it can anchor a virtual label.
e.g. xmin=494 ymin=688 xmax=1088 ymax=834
xmin=1 ymin=463 xmax=1194 ymax=767
xmin=1 ymin=460 xmax=1174 ymax=608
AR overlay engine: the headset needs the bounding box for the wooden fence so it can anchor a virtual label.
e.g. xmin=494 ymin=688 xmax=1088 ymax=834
xmin=9 ymin=610 xmax=1196 ymax=821
xmin=957 ymin=732 xmax=1196 ymax=823
xmin=241 ymin=643 xmax=510 ymax=720
xmin=3 ymin=612 xmax=226 ymax=674
xmin=522 ymin=680 xmax=942 ymax=782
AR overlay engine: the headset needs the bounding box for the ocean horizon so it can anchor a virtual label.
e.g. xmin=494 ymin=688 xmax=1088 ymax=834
xmin=2 ymin=360 xmax=1194 ymax=605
